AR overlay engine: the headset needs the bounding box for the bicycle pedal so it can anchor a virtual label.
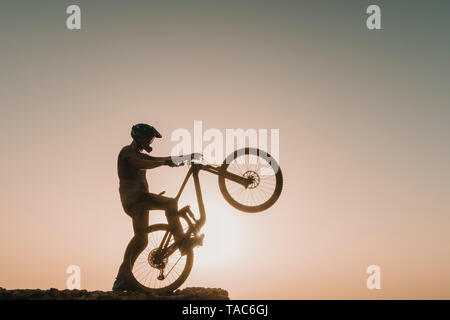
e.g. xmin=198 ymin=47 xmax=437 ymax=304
xmin=196 ymin=234 xmax=205 ymax=247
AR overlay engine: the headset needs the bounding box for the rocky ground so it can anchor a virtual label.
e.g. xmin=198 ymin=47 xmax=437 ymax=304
xmin=0 ymin=287 xmax=229 ymax=300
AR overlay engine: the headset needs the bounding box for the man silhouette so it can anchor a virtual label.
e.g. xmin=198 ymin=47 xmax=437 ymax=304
xmin=113 ymin=123 xmax=199 ymax=291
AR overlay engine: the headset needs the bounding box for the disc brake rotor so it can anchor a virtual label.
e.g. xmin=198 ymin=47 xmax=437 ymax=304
xmin=243 ymin=170 xmax=260 ymax=189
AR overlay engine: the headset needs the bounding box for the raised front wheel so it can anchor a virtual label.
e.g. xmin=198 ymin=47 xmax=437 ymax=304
xmin=218 ymin=148 xmax=283 ymax=213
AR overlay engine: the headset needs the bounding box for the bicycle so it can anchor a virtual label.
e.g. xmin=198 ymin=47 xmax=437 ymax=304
xmin=128 ymin=147 xmax=283 ymax=293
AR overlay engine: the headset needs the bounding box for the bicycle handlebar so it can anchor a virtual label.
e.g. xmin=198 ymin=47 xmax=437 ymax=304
xmin=171 ymin=153 xmax=203 ymax=166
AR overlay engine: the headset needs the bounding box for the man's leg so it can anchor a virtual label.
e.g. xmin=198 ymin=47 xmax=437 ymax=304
xmin=116 ymin=210 xmax=149 ymax=282
xmin=115 ymin=194 xmax=185 ymax=289
xmin=139 ymin=193 xmax=185 ymax=242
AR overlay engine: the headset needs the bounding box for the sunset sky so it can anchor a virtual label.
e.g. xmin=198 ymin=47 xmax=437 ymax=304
xmin=1 ymin=0 xmax=449 ymax=299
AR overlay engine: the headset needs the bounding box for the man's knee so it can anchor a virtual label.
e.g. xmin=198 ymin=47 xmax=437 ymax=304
xmin=165 ymin=198 xmax=178 ymax=215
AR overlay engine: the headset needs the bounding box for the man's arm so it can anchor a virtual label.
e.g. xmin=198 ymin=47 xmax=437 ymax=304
xmin=128 ymin=152 xmax=202 ymax=170
xmin=128 ymin=155 xmax=173 ymax=170
xmin=142 ymin=154 xmax=172 ymax=162
xmin=141 ymin=153 xmax=202 ymax=164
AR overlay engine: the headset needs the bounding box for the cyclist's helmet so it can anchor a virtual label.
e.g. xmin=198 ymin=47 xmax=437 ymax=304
xmin=131 ymin=123 xmax=162 ymax=143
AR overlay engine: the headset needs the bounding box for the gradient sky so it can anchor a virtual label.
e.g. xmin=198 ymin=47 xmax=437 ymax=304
xmin=1 ymin=0 xmax=449 ymax=299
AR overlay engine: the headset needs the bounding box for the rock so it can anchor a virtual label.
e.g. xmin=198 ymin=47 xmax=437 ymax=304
xmin=0 ymin=287 xmax=230 ymax=300
xmin=172 ymin=287 xmax=229 ymax=300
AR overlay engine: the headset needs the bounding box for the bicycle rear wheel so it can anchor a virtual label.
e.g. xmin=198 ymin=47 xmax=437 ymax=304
xmin=129 ymin=224 xmax=194 ymax=294
xmin=218 ymin=148 xmax=283 ymax=213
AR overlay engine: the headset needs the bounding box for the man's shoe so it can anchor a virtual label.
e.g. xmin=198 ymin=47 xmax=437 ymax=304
xmin=112 ymin=278 xmax=135 ymax=292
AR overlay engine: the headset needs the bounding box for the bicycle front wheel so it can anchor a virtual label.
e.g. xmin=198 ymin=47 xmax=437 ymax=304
xmin=218 ymin=148 xmax=283 ymax=213
xmin=129 ymin=224 xmax=194 ymax=294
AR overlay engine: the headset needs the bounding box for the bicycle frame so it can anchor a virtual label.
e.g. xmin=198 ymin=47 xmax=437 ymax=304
xmin=156 ymin=163 xmax=252 ymax=260
xmin=174 ymin=163 xmax=252 ymax=230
